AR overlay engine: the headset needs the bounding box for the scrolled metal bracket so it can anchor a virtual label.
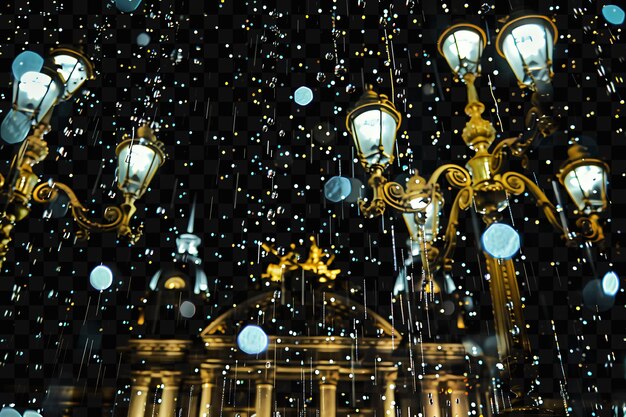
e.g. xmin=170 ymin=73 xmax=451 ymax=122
xmin=500 ymin=171 xmax=605 ymax=245
xmin=358 ymin=165 xmax=422 ymax=218
xmin=32 ymin=181 xmax=143 ymax=244
xmin=491 ymin=92 xmax=558 ymax=171
xmin=432 ymin=186 xmax=473 ymax=273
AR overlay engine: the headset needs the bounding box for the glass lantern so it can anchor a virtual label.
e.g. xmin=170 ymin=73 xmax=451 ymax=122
xmin=437 ymin=23 xmax=487 ymax=79
xmin=496 ymin=14 xmax=558 ymax=93
xmin=116 ymin=124 xmax=166 ymax=199
xmin=346 ymin=86 xmax=401 ymax=170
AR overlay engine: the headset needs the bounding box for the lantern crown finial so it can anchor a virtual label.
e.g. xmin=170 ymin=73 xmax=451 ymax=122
xmin=567 ymin=143 xmax=591 ymax=160
xmin=137 ymin=123 xmax=157 ymax=142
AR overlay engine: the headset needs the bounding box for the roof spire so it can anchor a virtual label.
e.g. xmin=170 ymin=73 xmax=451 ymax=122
xmin=187 ymin=193 xmax=196 ymax=234
xmin=176 ymin=194 xmax=201 ymax=258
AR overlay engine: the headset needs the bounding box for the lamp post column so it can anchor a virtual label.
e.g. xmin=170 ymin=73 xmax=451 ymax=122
xmin=420 ymin=378 xmax=440 ymax=417
xmin=158 ymin=373 xmax=181 ymax=417
xmin=319 ymin=371 xmax=338 ymax=417
xmin=128 ymin=373 xmax=152 ymax=417
xmin=198 ymin=369 xmax=217 ymax=417
xmin=484 ymin=255 xmax=534 ymax=403
xmin=472 ymin=383 xmax=487 ymax=417
xmin=185 ymin=381 xmax=200 ymax=417
xmin=0 ymin=123 xmax=50 ymax=268
xmin=447 ymin=380 xmax=469 ymax=417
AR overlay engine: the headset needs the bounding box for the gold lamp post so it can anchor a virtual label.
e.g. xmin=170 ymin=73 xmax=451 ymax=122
xmin=0 ymin=47 xmax=166 ymax=268
xmin=345 ymin=13 xmax=609 ymax=416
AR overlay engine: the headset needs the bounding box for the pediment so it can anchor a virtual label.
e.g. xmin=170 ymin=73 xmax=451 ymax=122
xmin=200 ymin=290 xmax=400 ymax=344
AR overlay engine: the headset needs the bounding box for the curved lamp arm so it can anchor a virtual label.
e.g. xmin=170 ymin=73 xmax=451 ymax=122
xmin=500 ymin=171 xmax=604 ymax=244
xmin=425 ymin=163 xmax=472 ymax=190
xmin=491 ymin=92 xmax=558 ymax=172
xmin=490 ymin=93 xmax=558 ymax=172
xmin=500 ymin=171 xmax=564 ymax=235
xmin=32 ymin=181 xmax=143 ymax=244
xmin=432 ymin=186 xmax=473 ymax=272
xmin=358 ymin=165 xmax=423 ymax=217
xmin=490 ymin=135 xmax=528 ymax=172
xmin=359 ymin=163 xmax=473 ymax=218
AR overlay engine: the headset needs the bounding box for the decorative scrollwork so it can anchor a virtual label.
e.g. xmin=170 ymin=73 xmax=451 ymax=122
xmin=490 ymin=94 xmax=558 ymax=172
xmin=500 ymin=172 xmax=565 ymax=236
xmin=500 ymin=172 xmax=526 ymax=195
xmin=382 ymin=181 xmax=414 ymax=212
xmin=358 ymin=164 xmax=472 ymax=218
xmin=490 ymin=135 xmax=530 ymax=173
xmin=427 ymin=164 xmax=471 ymax=190
xmin=32 ymin=181 xmax=137 ymax=241
xmin=432 ymin=186 xmax=473 ymax=272
xmin=575 ymin=214 xmax=605 ymax=243
xmin=359 ymin=196 xmax=387 ymax=218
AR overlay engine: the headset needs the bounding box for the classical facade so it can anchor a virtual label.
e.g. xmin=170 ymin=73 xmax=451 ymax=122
xmin=120 ymin=238 xmax=490 ymax=417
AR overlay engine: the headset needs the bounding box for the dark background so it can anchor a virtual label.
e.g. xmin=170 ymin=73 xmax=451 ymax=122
xmin=0 ymin=0 xmax=625 ymax=414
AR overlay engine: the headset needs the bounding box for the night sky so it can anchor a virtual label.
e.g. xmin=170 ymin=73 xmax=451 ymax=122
xmin=0 ymin=0 xmax=625 ymax=415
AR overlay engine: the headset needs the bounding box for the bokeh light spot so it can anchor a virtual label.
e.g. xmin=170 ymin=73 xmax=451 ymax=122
xmin=481 ymin=223 xmax=520 ymax=260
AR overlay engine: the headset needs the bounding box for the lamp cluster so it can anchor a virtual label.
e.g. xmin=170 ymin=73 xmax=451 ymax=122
xmin=0 ymin=46 xmax=167 ymax=268
xmin=344 ymin=11 xmax=611 ymax=415
xmin=345 ymin=13 xmax=609 ymax=262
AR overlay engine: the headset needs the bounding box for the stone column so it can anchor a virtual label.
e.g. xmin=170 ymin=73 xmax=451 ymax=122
xmin=319 ymin=372 xmax=338 ymax=417
xmin=158 ymin=373 xmax=181 ymax=417
xmin=448 ymin=380 xmax=469 ymax=417
xmin=128 ymin=373 xmax=152 ymax=417
xmin=198 ymin=370 xmax=217 ymax=417
xmin=255 ymin=381 xmax=274 ymax=417
xmin=421 ymin=379 xmax=440 ymax=417
xmin=383 ymin=371 xmax=398 ymax=417
xmin=184 ymin=382 xmax=200 ymax=417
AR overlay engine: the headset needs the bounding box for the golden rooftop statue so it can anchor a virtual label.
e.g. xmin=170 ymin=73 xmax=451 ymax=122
xmin=261 ymin=236 xmax=341 ymax=283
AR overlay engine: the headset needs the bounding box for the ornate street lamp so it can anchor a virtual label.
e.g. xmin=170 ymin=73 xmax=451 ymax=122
xmin=344 ymin=11 xmax=610 ymax=416
xmin=345 ymin=88 xmax=455 ymax=218
xmin=31 ymin=124 xmax=166 ymax=243
xmin=0 ymin=47 xmax=165 ymax=268
xmin=1 ymin=47 xmax=94 ymax=145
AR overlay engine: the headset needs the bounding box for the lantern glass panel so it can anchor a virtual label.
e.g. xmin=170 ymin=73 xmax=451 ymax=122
xmin=441 ymin=29 xmax=483 ymax=76
xmin=351 ymin=108 xmax=397 ymax=167
xmin=53 ymin=53 xmax=90 ymax=98
xmin=16 ymin=71 xmax=62 ymax=121
xmin=117 ymin=141 xmax=162 ymax=198
xmin=563 ymin=164 xmax=607 ymax=213
xmin=500 ymin=21 xmax=554 ymax=88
